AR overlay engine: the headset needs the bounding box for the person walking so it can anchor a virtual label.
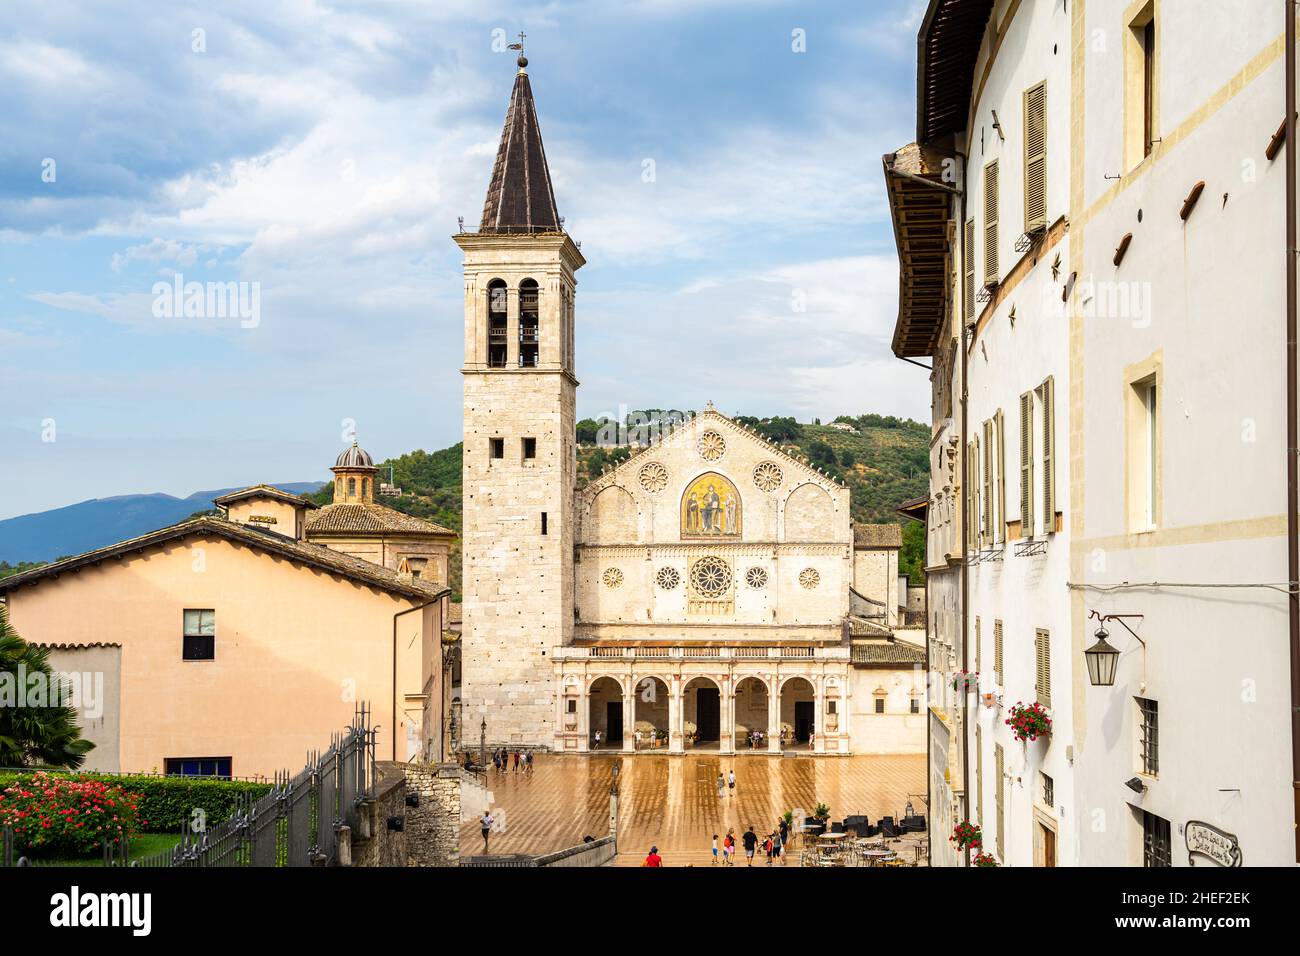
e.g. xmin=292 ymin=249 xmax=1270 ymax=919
xmin=727 ymin=769 xmax=736 ymax=797
xmin=773 ymin=829 xmax=785 ymax=865
xmin=526 ymin=751 xmax=534 ymax=775
xmin=742 ymin=826 xmax=758 ymax=866
xmin=594 ymin=729 xmax=602 ymax=749
xmin=723 ymin=829 xmax=735 ymax=866
xmin=480 ymin=810 xmax=493 ymax=852
xmin=643 ymin=845 xmax=662 ymax=867
xmin=512 ymin=751 xmax=520 ymax=773
xmin=764 ymin=832 xmax=774 ymax=865
xmin=778 ymin=816 xmax=789 ymax=847
xmin=711 ymin=834 xmax=720 ymax=865
xmin=716 ymin=772 xmax=725 ymax=799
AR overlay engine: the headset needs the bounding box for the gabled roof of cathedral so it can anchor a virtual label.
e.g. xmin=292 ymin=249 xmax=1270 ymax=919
xmin=305 ymin=502 xmax=456 ymax=538
xmin=212 ymin=484 xmax=319 ymax=510
xmin=579 ymin=403 xmax=848 ymax=502
xmin=479 ymin=56 xmax=561 ymax=234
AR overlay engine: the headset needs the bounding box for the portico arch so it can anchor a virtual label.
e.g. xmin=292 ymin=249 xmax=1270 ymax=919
xmin=588 ymin=676 xmax=623 ymax=748
xmin=682 ymin=676 xmax=721 ymax=749
xmin=632 ymin=676 xmax=670 ymax=749
xmin=780 ymin=676 xmax=816 ymax=750
xmin=733 ymin=676 xmax=771 ymax=749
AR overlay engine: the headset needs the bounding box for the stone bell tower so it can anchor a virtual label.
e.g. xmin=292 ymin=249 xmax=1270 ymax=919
xmin=454 ymin=51 xmax=584 ymax=748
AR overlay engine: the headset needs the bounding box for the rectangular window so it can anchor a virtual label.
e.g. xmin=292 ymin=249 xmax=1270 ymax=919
xmin=182 ymin=609 xmax=215 ymax=661
xmin=566 ymin=699 xmax=576 ymax=714
xmin=993 ymin=619 xmax=1004 ymax=685
xmin=1019 ymin=390 xmax=1035 ymax=536
xmin=994 ymin=409 xmax=1006 ymax=543
xmin=1037 ymin=377 xmax=1056 ymax=531
xmin=1137 ymin=697 xmax=1159 ymax=776
xmin=828 ymin=701 xmax=837 ymax=715
xmin=1125 ymin=3 xmax=1158 ymax=168
xmin=1035 ymin=629 xmax=1052 ymax=708
xmin=1041 ymin=772 xmax=1054 ymax=809
xmin=994 ymin=743 xmax=1005 ymax=858
xmin=964 ymin=218 xmax=976 ymax=320
xmin=983 ymin=161 xmax=1000 ymax=286
xmin=165 ymin=757 xmax=232 ymax=778
xmin=522 ymin=437 xmax=537 ymax=461
xmin=541 ymin=512 xmax=548 ymax=535
xmin=975 ymin=724 xmax=984 ymax=826
xmin=1023 ymin=82 xmax=1047 ymax=232
xmin=1128 ymin=370 xmax=1160 ymax=531
xmin=1142 ymin=810 xmax=1172 ymax=867
xmin=490 ymin=437 xmax=504 ymax=460
xmin=874 ymin=697 xmax=885 ymax=715
xmin=982 ymin=420 xmax=993 ymax=543
xmin=909 ymin=696 xmax=920 ymax=715
xmin=1144 ymin=380 xmax=1158 ymax=526
xmin=975 ymin=616 xmax=982 ymax=674
xmin=1143 ymin=18 xmax=1156 ymax=156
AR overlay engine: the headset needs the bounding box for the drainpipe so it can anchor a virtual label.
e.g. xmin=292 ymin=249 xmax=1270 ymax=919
xmin=957 ymin=149 xmax=972 ymax=868
xmin=1286 ymin=0 xmax=1299 ymax=865
xmin=393 ymin=598 xmax=438 ymax=763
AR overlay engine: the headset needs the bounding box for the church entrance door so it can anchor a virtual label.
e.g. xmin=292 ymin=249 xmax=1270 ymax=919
xmin=695 ymin=688 xmax=720 ymax=742
xmin=794 ymin=701 xmax=814 ymax=743
xmin=606 ymin=702 xmax=624 ymax=745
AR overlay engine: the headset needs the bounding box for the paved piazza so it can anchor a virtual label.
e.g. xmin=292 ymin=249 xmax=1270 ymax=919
xmin=461 ymin=752 xmax=926 ymax=866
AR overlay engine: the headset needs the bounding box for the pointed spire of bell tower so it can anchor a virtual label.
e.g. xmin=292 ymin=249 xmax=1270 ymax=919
xmin=480 ymin=38 xmax=561 ymax=234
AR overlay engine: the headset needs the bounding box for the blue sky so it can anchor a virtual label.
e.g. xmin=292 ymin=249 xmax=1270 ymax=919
xmin=0 ymin=0 xmax=929 ymax=519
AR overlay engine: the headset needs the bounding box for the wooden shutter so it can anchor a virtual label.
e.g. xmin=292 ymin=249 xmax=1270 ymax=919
xmin=966 ymin=440 xmax=977 ymax=552
xmin=1041 ymin=375 xmax=1056 ymax=531
xmin=984 ymin=162 xmax=1000 ymax=285
xmin=1019 ymin=391 xmax=1034 ymax=536
xmin=1036 ymin=629 xmax=1052 ymax=707
xmin=982 ymin=419 xmax=993 ymax=539
xmin=964 ymin=219 xmax=976 ymax=319
xmin=995 ymin=409 xmax=1006 ymax=543
xmin=1024 ymin=82 xmax=1047 ymax=231
xmin=975 ymin=616 xmax=982 ymax=673
xmin=975 ymin=724 xmax=984 ymax=826
xmin=994 ymin=743 xmax=1005 ymax=857
xmin=972 ymin=434 xmax=981 ymax=547
xmin=994 ymin=619 xmax=1004 ymax=685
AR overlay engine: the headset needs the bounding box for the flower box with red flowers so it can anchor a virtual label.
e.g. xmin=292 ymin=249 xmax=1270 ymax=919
xmin=949 ymin=820 xmax=982 ymax=851
xmin=950 ymin=670 xmax=979 ymax=694
xmin=1006 ymin=701 xmax=1052 ymax=742
xmin=972 ymin=851 xmax=1000 ymax=867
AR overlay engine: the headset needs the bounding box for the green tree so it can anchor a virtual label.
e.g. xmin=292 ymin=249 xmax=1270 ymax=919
xmin=0 ymin=607 xmax=95 ymax=769
xmin=899 ymin=520 xmax=926 ymax=584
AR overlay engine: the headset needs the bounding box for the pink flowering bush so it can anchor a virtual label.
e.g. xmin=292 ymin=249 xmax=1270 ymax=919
xmin=0 ymin=772 xmax=144 ymax=856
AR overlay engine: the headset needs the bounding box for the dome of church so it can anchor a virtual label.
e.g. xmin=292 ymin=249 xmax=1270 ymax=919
xmin=335 ymin=440 xmax=374 ymax=468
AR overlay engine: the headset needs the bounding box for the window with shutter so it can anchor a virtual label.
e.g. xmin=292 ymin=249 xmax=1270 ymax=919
xmin=1024 ymin=82 xmax=1047 ymax=231
xmin=1035 ymin=629 xmax=1052 ymax=707
xmin=984 ymin=162 xmax=999 ymax=286
xmin=994 ymin=743 xmax=1005 ymax=857
xmin=1019 ymin=391 xmax=1034 ymax=536
xmin=982 ymin=419 xmax=993 ymax=540
xmin=975 ymin=616 xmax=982 ymax=673
xmin=995 ymin=409 xmax=1006 ymax=543
xmin=975 ymin=724 xmax=984 ymax=826
xmin=964 ymin=219 xmax=976 ymax=320
xmin=972 ymin=434 xmax=981 ymax=547
xmin=1039 ymin=376 xmax=1056 ymax=532
xmin=994 ymin=619 xmax=1004 ymax=685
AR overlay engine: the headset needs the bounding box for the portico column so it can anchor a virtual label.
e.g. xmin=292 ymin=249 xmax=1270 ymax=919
xmin=578 ymin=678 xmax=590 ymax=753
xmin=813 ymin=676 xmax=826 ymax=754
xmin=669 ymin=676 xmax=684 ymax=754
xmin=767 ymin=678 xmax=781 ymax=753
xmin=624 ymin=674 xmax=636 ymax=753
xmin=720 ymin=677 xmax=735 ymax=755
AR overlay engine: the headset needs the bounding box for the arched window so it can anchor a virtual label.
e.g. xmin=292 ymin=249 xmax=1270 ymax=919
xmin=487 ymin=279 xmax=507 ymax=368
xmin=348 ymin=477 xmax=356 ymax=497
xmin=519 ymin=278 xmax=539 ymax=367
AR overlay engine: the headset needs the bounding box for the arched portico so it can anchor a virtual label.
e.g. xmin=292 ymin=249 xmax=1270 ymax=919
xmin=780 ymin=676 xmax=816 ymax=751
xmin=588 ymin=676 xmax=624 ymax=749
xmin=632 ymin=676 xmax=670 ymax=749
xmin=682 ymin=676 xmax=722 ymax=749
xmin=733 ymin=676 xmax=773 ymax=750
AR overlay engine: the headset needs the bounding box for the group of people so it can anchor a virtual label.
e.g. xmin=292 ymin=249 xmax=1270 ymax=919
xmin=712 ymin=819 xmax=790 ymax=866
xmin=491 ymin=747 xmax=534 ymax=775
xmin=715 ymin=770 xmax=736 ymax=796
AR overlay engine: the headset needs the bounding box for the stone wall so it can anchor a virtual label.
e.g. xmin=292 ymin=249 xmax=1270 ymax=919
xmin=404 ymin=762 xmax=463 ymax=867
xmin=350 ymin=762 xmax=408 ymax=867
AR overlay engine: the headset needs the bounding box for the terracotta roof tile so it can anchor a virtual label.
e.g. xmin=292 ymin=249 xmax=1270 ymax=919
xmin=853 ymin=522 xmax=904 ymax=549
xmin=306 ymin=503 xmax=456 ymax=537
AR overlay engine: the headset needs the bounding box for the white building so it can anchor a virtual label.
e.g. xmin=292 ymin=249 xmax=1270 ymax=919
xmin=886 ymin=0 xmax=1298 ymax=866
xmin=457 ymin=53 xmax=926 ymax=757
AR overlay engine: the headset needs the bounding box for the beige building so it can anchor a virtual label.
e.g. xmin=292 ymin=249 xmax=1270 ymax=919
xmin=0 ymin=491 xmax=450 ymax=779
xmin=458 ymin=53 xmax=925 ymax=756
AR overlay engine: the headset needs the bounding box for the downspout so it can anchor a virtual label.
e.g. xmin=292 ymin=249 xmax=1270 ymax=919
xmin=393 ymin=598 xmax=438 ymax=763
xmin=1286 ymin=0 xmax=1300 ymax=865
xmin=957 ymin=149 xmax=972 ymax=867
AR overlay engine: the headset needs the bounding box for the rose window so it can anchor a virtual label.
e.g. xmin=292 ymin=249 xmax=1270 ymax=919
xmin=745 ymin=566 xmax=769 ymax=589
xmin=696 ymin=430 xmax=726 ymax=461
xmin=690 ymin=556 xmax=733 ymax=597
xmin=753 ymin=460 xmax=783 ymax=492
xmin=798 ymin=567 xmax=821 ymax=590
xmin=655 ymin=566 xmax=681 ymax=590
xmin=602 ymin=567 xmax=624 ymax=589
xmin=638 ymin=461 xmax=669 ymax=494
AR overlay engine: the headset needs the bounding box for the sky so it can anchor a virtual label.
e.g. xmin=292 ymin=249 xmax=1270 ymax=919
xmin=0 ymin=0 xmax=930 ymax=520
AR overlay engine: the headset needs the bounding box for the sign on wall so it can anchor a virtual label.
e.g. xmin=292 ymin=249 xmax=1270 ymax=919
xmin=1184 ymin=820 xmax=1242 ymax=867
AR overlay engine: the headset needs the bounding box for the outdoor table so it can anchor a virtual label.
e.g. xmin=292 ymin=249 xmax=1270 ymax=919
xmin=817 ymin=831 xmax=849 ymax=840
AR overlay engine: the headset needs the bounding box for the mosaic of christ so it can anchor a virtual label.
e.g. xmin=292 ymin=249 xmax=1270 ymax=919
xmin=680 ymin=472 xmax=741 ymax=537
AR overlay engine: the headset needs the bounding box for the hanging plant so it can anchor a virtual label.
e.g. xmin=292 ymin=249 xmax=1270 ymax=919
xmin=972 ymin=851 xmax=1000 ymax=867
xmin=950 ymin=820 xmax=982 ymax=851
xmin=1006 ymin=701 xmax=1053 ymax=742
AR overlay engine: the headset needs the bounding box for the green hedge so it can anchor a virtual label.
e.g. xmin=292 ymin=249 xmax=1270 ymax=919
xmin=0 ymin=772 xmax=273 ymax=833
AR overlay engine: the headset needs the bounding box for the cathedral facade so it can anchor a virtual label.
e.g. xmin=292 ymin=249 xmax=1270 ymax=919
xmin=457 ymin=55 xmax=924 ymax=756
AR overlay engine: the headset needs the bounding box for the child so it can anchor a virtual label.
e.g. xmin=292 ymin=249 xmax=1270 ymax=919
xmin=723 ymin=829 xmax=735 ymax=865
xmin=711 ymin=834 xmax=719 ymax=865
